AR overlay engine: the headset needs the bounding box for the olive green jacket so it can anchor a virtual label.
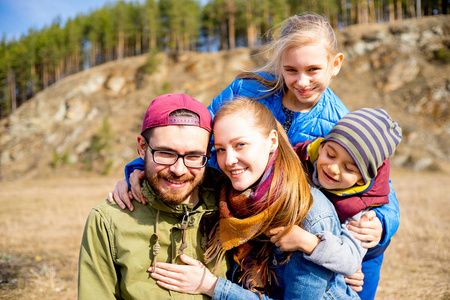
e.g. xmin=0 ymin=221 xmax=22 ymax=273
xmin=78 ymin=167 xmax=229 ymax=299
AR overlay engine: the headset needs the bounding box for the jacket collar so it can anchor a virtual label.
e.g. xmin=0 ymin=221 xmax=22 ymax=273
xmin=306 ymin=138 xmax=322 ymax=163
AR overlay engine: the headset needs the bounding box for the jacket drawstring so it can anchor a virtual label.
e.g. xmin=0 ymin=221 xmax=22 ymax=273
xmin=151 ymin=210 xmax=161 ymax=271
xmin=178 ymin=209 xmax=189 ymax=255
xmin=152 ymin=206 xmax=205 ymax=269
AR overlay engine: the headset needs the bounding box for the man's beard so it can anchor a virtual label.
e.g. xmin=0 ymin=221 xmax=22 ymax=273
xmin=144 ymin=154 xmax=205 ymax=205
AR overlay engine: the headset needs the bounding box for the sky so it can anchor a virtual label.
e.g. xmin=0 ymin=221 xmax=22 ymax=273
xmin=0 ymin=0 xmax=133 ymax=41
xmin=0 ymin=0 xmax=210 ymax=41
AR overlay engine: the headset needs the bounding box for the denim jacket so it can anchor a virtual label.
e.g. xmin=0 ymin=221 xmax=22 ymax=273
xmin=212 ymin=187 xmax=360 ymax=300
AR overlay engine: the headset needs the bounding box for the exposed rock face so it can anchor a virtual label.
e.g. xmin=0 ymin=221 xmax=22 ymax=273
xmin=333 ymin=15 xmax=449 ymax=172
xmin=0 ymin=15 xmax=448 ymax=180
xmin=0 ymin=49 xmax=256 ymax=180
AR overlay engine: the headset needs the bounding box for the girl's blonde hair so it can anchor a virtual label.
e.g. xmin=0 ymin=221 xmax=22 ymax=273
xmin=239 ymin=13 xmax=339 ymax=94
xmin=214 ymin=98 xmax=313 ymax=234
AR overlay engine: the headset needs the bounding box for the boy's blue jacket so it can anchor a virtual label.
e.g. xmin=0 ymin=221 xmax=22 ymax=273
xmin=125 ymin=72 xmax=400 ymax=259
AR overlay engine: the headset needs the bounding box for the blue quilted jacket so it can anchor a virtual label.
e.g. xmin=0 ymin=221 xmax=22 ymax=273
xmin=207 ymin=72 xmax=350 ymax=168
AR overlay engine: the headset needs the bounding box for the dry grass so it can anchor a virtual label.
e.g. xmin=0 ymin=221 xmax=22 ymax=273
xmin=0 ymin=168 xmax=448 ymax=299
xmin=0 ymin=175 xmax=119 ymax=299
xmin=375 ymin=168 xmax=450 ymax=299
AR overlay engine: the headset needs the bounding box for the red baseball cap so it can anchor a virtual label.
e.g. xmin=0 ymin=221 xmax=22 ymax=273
xmin=141 ymin=93 xmax=212 ymax=134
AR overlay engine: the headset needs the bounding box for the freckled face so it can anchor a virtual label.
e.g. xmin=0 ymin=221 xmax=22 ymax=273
xmin=214 ymin=114 xmax=277 ymax=191
xmin=316 ymin=141 xmax=365 ymax=190
xmin=281 ymin=44 xmax=335 ymax=112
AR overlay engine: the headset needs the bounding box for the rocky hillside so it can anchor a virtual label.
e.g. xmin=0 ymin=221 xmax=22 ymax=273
xmin=0 ymin=15 xmax=448 ymax=181
xmin=333 ymin=15 xmax=449 ymax=172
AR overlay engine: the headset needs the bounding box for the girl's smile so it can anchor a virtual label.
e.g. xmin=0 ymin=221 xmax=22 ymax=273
xmin=229 ymin=168 xmax=247 ymax=176
xmin=281 ymin=43 xmax=343 ymax=112
xmin=295 ymin=86 xmax=318 ymax=97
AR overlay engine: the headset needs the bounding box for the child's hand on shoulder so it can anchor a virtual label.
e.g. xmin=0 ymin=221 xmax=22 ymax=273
xmin=266 ymin=225 xmax=320 ymax=254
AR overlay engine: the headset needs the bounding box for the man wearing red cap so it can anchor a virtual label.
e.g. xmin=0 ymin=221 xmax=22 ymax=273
xmin=78 ymin=94 xmax=229 ymax=299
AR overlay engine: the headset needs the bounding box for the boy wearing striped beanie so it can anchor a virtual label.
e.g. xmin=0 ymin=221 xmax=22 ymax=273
xmin=284 ymin=108 xmax=402 ymax=300
xmin=296 ymin=108 xmax=402 ymax=223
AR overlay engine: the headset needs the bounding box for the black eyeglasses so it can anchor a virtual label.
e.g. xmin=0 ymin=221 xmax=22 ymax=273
xmin=143 ymin=139 xmax=209 ymax=168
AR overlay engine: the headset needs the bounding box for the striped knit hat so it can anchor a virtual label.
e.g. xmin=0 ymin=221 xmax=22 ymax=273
xmin=322 ymin=108 xmax=402 ymax=184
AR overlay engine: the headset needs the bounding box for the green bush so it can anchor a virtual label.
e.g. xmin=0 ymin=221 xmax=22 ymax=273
xmin=435 ymin=47 xmax=450 ymax=63
xmin=50 ymin=149 xmax=71 ymax=168
xmin=144 ymin=49 xmax=161 ymax=75
xmin=85 ymin=116 xmax=115 ymax=174
xmin=90 ymin=116 xmax=114 ymax=156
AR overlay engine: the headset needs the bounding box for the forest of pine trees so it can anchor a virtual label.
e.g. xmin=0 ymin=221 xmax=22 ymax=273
xmin=0 ymin=0 xmax=447 ymax=119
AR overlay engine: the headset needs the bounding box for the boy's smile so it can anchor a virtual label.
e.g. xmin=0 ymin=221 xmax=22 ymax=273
xmin=316 ymin=141 xmax=365 ymax=190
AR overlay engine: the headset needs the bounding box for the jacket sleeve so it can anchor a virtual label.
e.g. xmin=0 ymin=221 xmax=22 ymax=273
xmin=302 ymin=189 xmax=364 ymax=276
xmin=304 ymin=228 xmax=366 ymax=276
xmin=212 ymin=277 xmax=275 ymax=300
xmin=124 ymin=157 xmax=145 ymax=188
xmin=212 ymin=252 xmax=332 ymax=300
xmin=78 ymin=208 xmax=120 ymax=299
xmin=372 ymin=179 xmax=400 ymax=245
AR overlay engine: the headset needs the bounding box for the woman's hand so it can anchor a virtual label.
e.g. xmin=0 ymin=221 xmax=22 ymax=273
xmin=347 ymin=210 xmax=383 ymax=248
xmin=345 ymin=267 xmax=364 ymax=292
xmin=149 ymin=254 xmax=218 ymax=297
